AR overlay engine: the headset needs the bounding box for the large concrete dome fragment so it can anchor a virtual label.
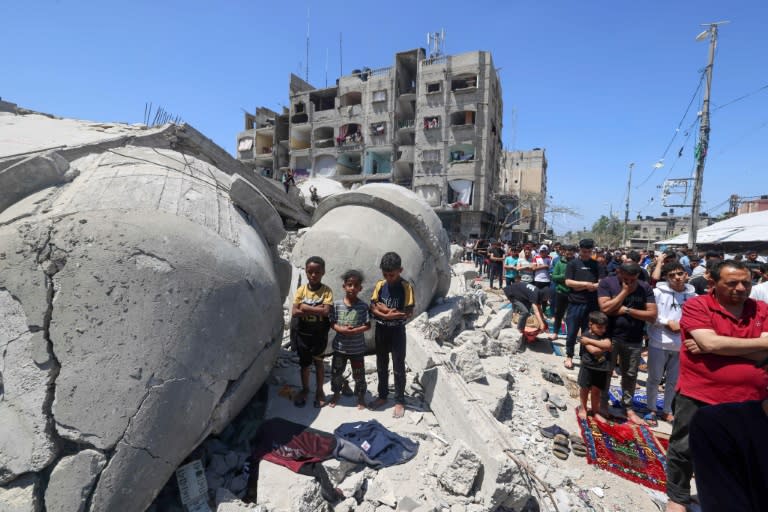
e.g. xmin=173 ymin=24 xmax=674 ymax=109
xmin=292 ymin=183 xmax=451 ymax=317
xmin=0 ymin=111 xmax=294 ymax=511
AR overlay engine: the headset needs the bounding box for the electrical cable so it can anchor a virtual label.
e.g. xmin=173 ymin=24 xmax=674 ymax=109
xmin=712 ymin=83 xmax=768 ymax=112
xmin=634 ymin=73 xmax=705 ymax=190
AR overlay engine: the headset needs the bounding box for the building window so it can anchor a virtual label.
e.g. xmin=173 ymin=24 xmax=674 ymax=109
xmin=451 ymin=75 xmax=478 ymax=92
xmin=423 ymin=116 xmax=440 ymax=130
xmin=426 ymin=82 xmax=442 ymax=94
xmin=372 ymin=90 xmax=387 ymax=103
xmin=294 ymin=102 xmax=305 ymax=114
xmin=369 ymin=122 xmax=386 ymax=136
xmin=422 ymin=149 xmax=440 ymax=162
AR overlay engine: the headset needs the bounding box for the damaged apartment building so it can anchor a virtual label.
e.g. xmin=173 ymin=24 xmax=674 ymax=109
xmin=497 ymin=148 xmax=549 ymax=243
xmin=236 ymin=48 xmax=503 ymax=238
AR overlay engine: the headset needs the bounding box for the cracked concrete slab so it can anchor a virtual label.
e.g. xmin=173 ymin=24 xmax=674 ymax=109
xmin=45 ymin=449 xmax=106 ymax=512
xmin=0 ymin=290 xmax=58 ymax=485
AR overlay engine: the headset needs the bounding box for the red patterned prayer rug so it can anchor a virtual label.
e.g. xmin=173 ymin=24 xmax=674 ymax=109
xmin=576 ymin=410 xmax=668 ymax=492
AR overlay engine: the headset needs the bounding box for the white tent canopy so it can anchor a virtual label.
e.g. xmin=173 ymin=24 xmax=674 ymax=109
xmin=656 ymin=210 xmax=768 ymax=246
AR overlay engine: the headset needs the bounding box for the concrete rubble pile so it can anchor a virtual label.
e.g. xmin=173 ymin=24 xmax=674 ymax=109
xmin=0 ymin=111 xmax=303 ymax=511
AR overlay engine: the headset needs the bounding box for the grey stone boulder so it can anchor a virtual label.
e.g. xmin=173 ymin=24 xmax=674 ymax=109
xmin=437 ymin=441 xmax=482 ymax=496
xmin=44 ymin=450 xmax=106 ymax=512
xmin=483 ymin=308 xmax=514 ymax=339
xmin=0 ymin=474 xmax=41 ymax=512
xmin=449 ymin=344 xmax=485 ymax=383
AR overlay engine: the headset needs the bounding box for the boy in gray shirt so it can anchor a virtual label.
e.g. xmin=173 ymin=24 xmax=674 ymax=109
xmin=329 ymin=269 xmax=371 ymax=409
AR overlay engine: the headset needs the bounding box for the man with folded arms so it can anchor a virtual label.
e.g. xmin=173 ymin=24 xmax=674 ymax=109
xmin=664 ymin=260 xmax=768 ymax=512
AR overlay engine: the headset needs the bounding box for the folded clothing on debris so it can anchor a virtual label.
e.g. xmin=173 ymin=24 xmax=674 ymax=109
xmin=250 ymin=417 xmax=342 ymax=503
xmin=608 ymin=385 xmax=664 ymax=411
xmin=334 ymin=419 xmax=419 ymax=469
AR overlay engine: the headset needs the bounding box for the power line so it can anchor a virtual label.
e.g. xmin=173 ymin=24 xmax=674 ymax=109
xmin=712 ymin=83 xmax=768 ymax=112
xmin=635 ymin=72 xmax=705 ymax=189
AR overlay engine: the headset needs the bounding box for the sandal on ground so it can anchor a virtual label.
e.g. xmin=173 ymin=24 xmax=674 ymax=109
xmin=549 ymin=394 xmax=567 ymax=411
xmin=552 ymin=434 xmax=570 ymax=460
xmin=563 ymin=358 xmax=574 ymax=370
xmin=569 ymin=434 xmax=587 ymax=457
xmin=541 ymin=368 xmax=564 ymax=386
xmin=547 ymin=402 xmax=559 ymax=418
xmin=540 ymin=389 xmax=549 ymax=402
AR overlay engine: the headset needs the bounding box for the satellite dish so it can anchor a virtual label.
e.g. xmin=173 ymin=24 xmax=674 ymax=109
xmin=695 ymin=29 xmax=709 ymax=42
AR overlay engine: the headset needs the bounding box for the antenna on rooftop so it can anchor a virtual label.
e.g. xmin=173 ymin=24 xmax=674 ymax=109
xmin=305 ymin=6 xmax=310 ymax=82
xmin=427 ymin=29 xmax=446 ymax=58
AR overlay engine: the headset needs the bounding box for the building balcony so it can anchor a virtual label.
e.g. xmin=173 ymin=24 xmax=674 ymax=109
xmin=397 ymin=119 xmax=415 ymax=131
xmin=337 ymin=141 xmax=363 ymax=152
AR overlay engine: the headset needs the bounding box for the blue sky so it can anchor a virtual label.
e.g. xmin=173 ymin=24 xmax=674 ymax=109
xmin=3 ymin=1 xmax=767 ymax=235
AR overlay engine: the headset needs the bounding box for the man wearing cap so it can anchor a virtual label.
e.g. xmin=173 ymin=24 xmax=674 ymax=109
xmin=563 ymin=239 xmax=603 ymax=369
xmin=664 ymin=260 xmax=768 ymax=511
xmin=598 ymin=261 xmax=657 ymax=424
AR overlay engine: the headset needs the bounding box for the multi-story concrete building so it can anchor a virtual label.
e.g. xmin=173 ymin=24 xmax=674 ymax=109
xmin=497 ymin=148 xmax=548 ymax=242
xmin=236 ymin=106 xmax=289 ymax=180
xmin=626 ymin=211 xmax=715 ymax=249
xmin=236 ymin=48 xmax=503 ymax=238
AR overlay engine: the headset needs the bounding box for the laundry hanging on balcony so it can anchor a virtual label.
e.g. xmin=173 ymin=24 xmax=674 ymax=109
xmin=448 ymin=179 xmax=473 ymax=206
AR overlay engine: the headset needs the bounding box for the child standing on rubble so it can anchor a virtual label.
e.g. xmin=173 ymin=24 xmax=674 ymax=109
xmin=577 ymin=311 xmax=612 ymax=423
xmin=291 ymin=256 xmax=333 ymax=408
xmin=368 ymin=252 xmax=415 ymax=418
xmin=329 ymin=269 xmax=371 ymax=409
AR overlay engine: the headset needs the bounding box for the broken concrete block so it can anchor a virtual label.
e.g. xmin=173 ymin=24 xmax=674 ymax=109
xmin=483 ymin=308 xmax=514 ymax=339
xmin=0 ymin=151 xmax=70 ymax=213
xmin=497 ymin=328 xmax=524 ymax=354
xmin=419 ymin=297 xmax=466 ymax=342
xmin=0 ymin=473 xmax=41 ymax=512
xmin=452 ymin=329 xmax=488 ymax=349
xmin=44 ymin=449 xmax=107 ymax=512
xmin=365 ymin=471 xmax=398 ymax=508
xmin=0 ymin=291 xmax=58 ymax=486
xmin=437 ymin=441 xmax=482 ymax=496
xmin=449 ymin=344 xmax=485 ymax=383
xmin=466 ymin=375 xmax=512 ymax=420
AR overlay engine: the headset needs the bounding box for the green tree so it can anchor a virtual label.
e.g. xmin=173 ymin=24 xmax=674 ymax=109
xmin=591 ymin=215 xmax=622 ymax=247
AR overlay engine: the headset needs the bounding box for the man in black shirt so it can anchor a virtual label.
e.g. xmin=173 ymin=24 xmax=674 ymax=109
xmin=598 ymin=262 xmax=657 ymax=424
xmin=503 ymin=281 xmax=549 ymax=332
xmin=488 ymin=241 xmax=505 ymax=289
xmin=744 ymin=250 xmax=766 ymax=284
xmin=563 ymin=239 xmax=602 ymax=369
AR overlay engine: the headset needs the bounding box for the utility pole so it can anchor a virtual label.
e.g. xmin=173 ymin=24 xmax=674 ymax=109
xmin=688 ymin=21 xmax=727 ymax=251
xmin=622 ymin=162 xmax=634 ymax=248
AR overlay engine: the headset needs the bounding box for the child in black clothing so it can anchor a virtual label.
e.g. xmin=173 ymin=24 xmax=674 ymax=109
xmin=577 ymin=311 xmax=612 ymax=422
xmin=368 ymin=252 xmax=415 ymax=418
xmin=291 ymin=256 xmax=333 ymax=408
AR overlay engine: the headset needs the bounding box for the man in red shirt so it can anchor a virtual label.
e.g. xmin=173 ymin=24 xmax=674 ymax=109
xmin=664 ymin=260 xmax=768 ymax=512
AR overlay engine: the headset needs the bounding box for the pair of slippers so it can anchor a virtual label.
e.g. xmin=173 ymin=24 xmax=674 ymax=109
xmin=552 ymin=433 xmax=587 ymax=459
